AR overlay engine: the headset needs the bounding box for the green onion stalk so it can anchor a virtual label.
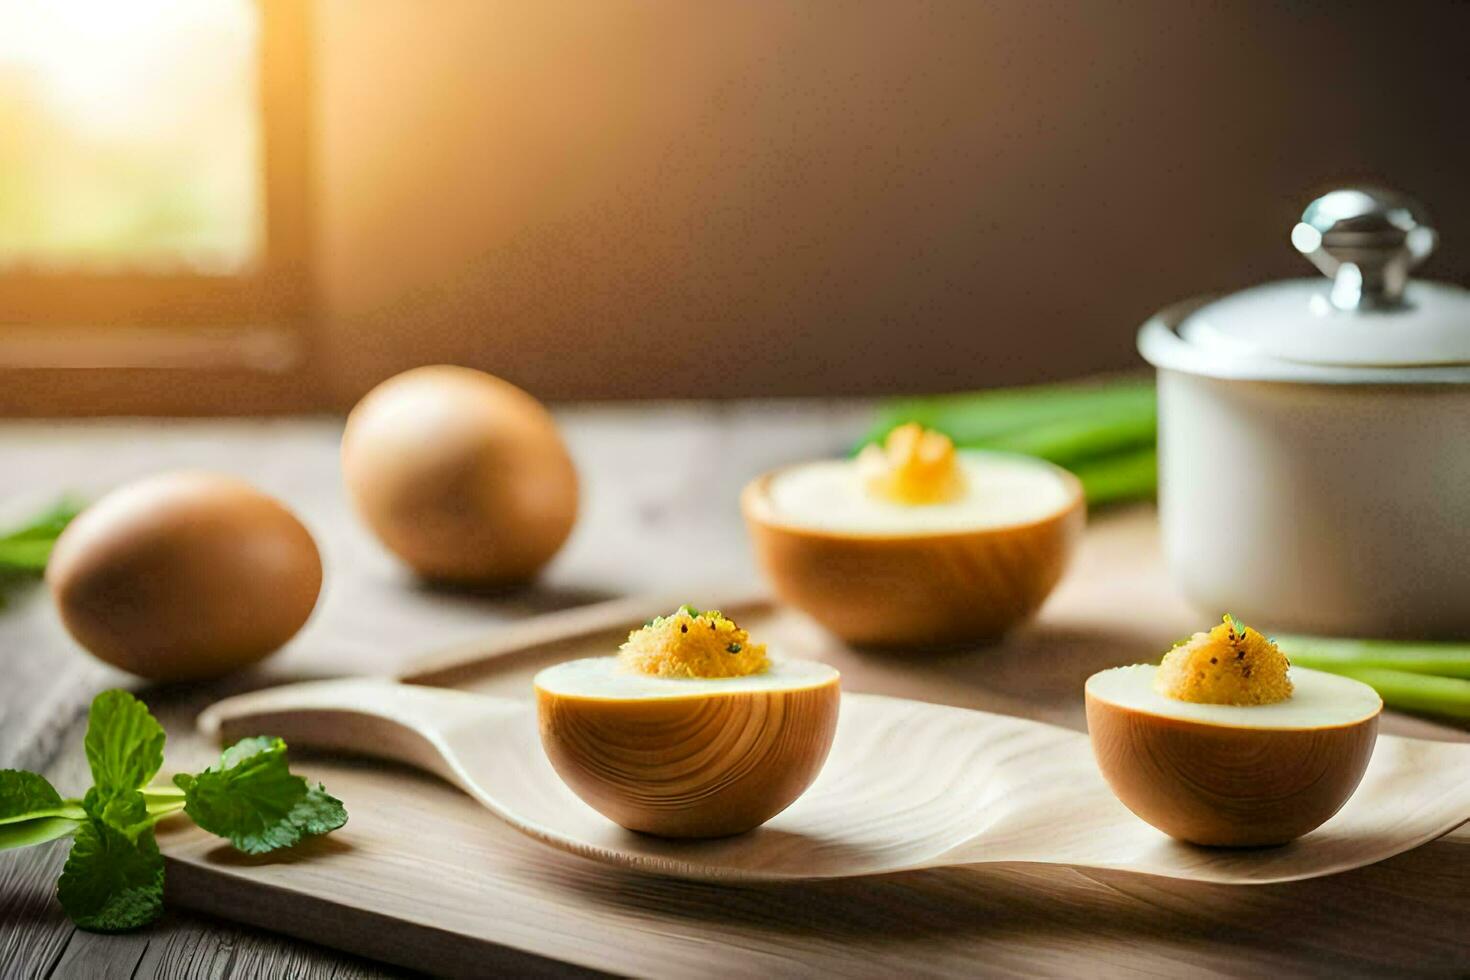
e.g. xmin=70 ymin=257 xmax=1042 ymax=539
xmin=1278 ymin=635 xmax=1470 ymax=722
xmin=0 ymin=500 xmax=82 ymax=606
xmin=862 ymin=377 xmax=1158 ymax=507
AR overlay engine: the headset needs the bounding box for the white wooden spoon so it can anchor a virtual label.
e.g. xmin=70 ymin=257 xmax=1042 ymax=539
xmin=198 ymin=678 xmax=1470 ymax=885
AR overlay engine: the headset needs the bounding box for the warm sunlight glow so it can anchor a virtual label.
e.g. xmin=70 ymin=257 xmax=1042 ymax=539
xmin=0 ymin=0 xmax=262 ymax=273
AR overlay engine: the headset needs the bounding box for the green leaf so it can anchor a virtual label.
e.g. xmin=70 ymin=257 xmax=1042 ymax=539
xmin=0 ymin=539 xmax=56 ymax=571
xmin=0 ymin=499 xmax=82 ymax=573
xmin=0 ymin=771 xmax=84 ymax=849
xmin=82 ymin=786 xmax=150 ymax=835
xmin=84 ymin=691 xmax=165 ymax=796
xmin=175 ymin=737 xmax=347 ymax=855
xmin=0 ymin=769 xmax=66 ymax=824
xmin=0 ymin=816 xmax=82 ymax=852
xmin=56 ymin=817 xmax=164 ymax=932
xmin=0 ymin=499 xmax=83 ymax=544
xmin=0 ymin=769 xmax=84 ymax=852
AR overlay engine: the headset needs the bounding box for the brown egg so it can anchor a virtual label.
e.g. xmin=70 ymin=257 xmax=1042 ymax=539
xmin=535 ymin=656 xmax=840 ymax=838
xmin=742 ymin=452 xmax=1084 ymax=647
xmin=1085 ymin=664 xmax=1382 ymax=846
xmin=341 ymin=366 xmax=578 ymax=584
xmin=47 ymin=472 xmax=322 ymax=682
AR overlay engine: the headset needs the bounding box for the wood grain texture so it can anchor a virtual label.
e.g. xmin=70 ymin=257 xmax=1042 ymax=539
xmin=538 ymin=679 xmax=840 ymax=838
xmin=3 ymin=407 xmax=1469 ymax=978
xmin=742 ymin=464 xmax=1085 ymax=646
xmin=0 ymin=403 xmax=861 ymax=979
xmin=1087 ymin=696 xmax=1380 ymax=847
xmin=195 ymin=624 xmax=1470 ymax=886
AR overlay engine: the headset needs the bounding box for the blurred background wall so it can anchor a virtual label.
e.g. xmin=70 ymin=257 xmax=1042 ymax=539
xmin=311 ymin=0 xmax=1470 ymax=402
xmin=4 ymin=1 xmax=1470 ymax=409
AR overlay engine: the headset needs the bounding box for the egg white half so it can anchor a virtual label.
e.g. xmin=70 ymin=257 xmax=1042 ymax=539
xmin=1086 ymin=664 xmax=1382 ymax=730
xmin=758 ymin=451 xmax=1075 ymax=535
xmin=535 ymin=656 xmax=839 ymax=701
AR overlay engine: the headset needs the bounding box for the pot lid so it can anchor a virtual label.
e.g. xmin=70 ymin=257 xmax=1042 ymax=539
xmin=1148 ymin=188 xmax=1470 ymax=377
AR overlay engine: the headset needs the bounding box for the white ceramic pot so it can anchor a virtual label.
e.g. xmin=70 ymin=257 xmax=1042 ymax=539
xmin=1139 ymin=188 xmax=1470 ymax=639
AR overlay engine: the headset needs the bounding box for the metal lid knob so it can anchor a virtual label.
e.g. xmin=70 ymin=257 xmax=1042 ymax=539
xmin=1290 ymin=187 xmax=1437 ymax=311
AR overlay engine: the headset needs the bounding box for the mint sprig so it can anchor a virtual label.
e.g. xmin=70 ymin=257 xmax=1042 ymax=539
xmin=174 ymin=736 xmax=346 ymax=855
xmin=0 ymin=690 xmax=347 ymax=931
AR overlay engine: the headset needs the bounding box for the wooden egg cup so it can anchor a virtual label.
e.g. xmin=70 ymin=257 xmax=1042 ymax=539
xmin=198 ymin=597 xmax=1470 ymax=886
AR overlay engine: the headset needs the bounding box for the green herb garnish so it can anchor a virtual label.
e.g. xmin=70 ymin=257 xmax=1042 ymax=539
xmin=726 ymin=643 xmax=742 ymax=654
xmin=0 ymin=690 xmax=346 ymax=932
xmin=57 ymin=810 xmax=164 ymax=932
xmin=174 ymin=736 xmax=347 ymax=855
xmin=1225 ymin=613 xmax=1248 ymax=638
xmin=0 ymin=499 xmax=82 ymax=607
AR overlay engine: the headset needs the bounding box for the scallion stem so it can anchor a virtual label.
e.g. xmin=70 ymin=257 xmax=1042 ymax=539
xmin=862 ymin=378 xmax=1158 ymax=507
xmin=1290 ymin=663 xmax=1470 ymax=721
xmin=862 ymin=378 xmax=1155 ymax=452
xmin=1069 ymin=448 xmax=1157 ymax=508
xmin=1278 ymin=636 xmax=1470 ymax=680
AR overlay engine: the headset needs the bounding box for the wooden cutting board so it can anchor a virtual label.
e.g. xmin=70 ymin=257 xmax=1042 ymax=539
xmin=154 ymin=513 xmax=1470 ymax=977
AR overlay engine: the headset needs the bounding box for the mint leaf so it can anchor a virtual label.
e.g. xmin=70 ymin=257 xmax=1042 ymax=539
xmin=0 ymin=769 xmax=66 ymax=823
xmin=82 ymin=786 xmax=151 ymax=836
xmin=174 ymin=737 xmax=346 ymax=855
xmin=0 ymin=770 xmax=83 ymax=851
xmin=0 ymin=499 xmax=80 ymax=573
xmin=0 ymin=538 xmax=56 ymax=571
xmin=0 ymin=499 xmax=82 ymax=544
xmin=57 ymin=817 xmax=164 ymax=932
xmin=0 ymin=816 xmax=82 ymax=852
xmin=84 ymin=691 xmax=165 ymax=796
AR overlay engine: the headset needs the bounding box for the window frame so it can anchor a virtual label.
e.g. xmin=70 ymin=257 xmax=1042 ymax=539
xmin=0 ymin=0 xmax=318 ymax=415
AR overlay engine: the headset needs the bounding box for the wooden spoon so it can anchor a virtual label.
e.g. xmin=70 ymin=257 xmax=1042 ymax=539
xmin=198 ymin=678 xmax=1470 ymax=884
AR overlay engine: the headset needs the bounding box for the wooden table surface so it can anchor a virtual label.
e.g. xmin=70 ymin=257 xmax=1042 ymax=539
xmin=1 ymin=402 xmax=1466 ymax=978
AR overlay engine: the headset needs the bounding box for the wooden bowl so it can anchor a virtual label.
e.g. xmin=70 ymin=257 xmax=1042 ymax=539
xmin=1086 ymin=686 xmax=1381 ymax=847
xmin=740 ymin=462 xmax=1085 ymax=647
xmin=536 ymin=676 xmax=840 ymax=838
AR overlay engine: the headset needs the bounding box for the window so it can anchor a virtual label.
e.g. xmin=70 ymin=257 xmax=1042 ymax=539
xmin=0 ymin=1 xmax=262 ymax=273
xmin=0 ymin=0 xmax=310 ymax=375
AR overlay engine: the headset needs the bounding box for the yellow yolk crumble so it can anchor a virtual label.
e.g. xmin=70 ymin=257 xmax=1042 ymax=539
xmin=619 ymin=606 xmax=770 ymax=678
xmin=857 ymin=423 xmax=966 ymax=505
xmin=1154 ymin=615 xmax=1294 ymax=706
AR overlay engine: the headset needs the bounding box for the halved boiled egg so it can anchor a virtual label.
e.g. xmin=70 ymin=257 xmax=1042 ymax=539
xmin=534 ymin=606 xmax=840 ymax=838
xmin=1086 ymin=617 xmax=1382 ymax=846
xmin=742 ymin=424 xmax=1084 ymax=647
